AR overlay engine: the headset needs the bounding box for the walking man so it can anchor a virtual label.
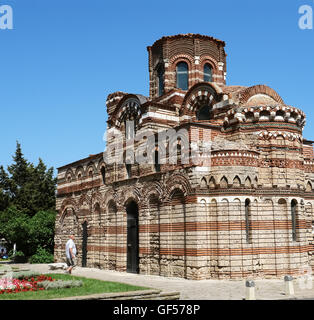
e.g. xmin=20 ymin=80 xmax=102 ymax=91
xmin=65 ymin=234 xmax=77 ymax=274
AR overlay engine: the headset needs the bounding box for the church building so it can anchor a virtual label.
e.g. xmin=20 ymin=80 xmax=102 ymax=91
xmin=54 ymin=34 xmax=314 ymax=279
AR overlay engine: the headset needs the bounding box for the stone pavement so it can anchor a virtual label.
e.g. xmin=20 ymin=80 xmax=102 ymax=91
xmin=8 ymin=263 xmax=314 ymax=300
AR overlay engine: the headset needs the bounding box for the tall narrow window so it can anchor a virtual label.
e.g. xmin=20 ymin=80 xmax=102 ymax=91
xmin=245 ymin=199 xmax=252 ymax=244
xmin=176 ymin=62 xmax=189 ymax=90
xmin=154 ymin=150 xmax=161 ymax=172
xmin=204 ymin=63 xmax=213 ymax=82
xmin=177 ymin=139 xmax=182 ymax=165
xmin=157 ymin=65 xmax=164 ymax=96
xmin=101 ymin=167 xmax=106 ymax=184
xmin=291 ymin=200 xmax=298 ymax=242
xmin=126 ymin=164 xmax=132 ymax=179
xmin=125 ymin=120 xmax=135 ymax=140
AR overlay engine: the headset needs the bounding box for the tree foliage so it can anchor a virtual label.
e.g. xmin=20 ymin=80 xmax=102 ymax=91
xmin=0 ymin=142 xmax=57 ymax=260
xmin=0 ymin=142 xmax=56 ymax=216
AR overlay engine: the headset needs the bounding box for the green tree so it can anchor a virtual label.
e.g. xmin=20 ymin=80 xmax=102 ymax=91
xmin=7 ymin=142 xmax=30 ymax=192
xmin=0 ymin=166 xmax=10 ymax=211
xmin=28 ymin=210 xmax=57 ymax=255
xmin=0 ymin=142 xmax=57 ymax=216
xmin=0 ymin=142 xmax=57 ymax=260
xmin=0 ymin=206 xmax=30 ymax=255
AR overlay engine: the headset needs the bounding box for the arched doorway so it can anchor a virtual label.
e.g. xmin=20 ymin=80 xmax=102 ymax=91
xmin=126 ymin=201 xmax=139 ymax=274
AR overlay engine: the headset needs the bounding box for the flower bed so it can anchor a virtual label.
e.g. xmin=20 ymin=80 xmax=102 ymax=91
xmin=0 ymin=274 xmax=148 ymax=300
xmin=0 ymin=275 xmax=54 ymax=295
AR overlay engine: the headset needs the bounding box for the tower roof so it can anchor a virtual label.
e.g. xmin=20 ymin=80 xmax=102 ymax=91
xmin=148 ymin=33 xmax=226 ymax=49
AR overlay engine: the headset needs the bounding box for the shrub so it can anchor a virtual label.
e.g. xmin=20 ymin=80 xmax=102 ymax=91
xmin=10 ymin=250 xmax=26 ymax=263
xmin=37 ymin=280 xmax=83 ymax=290
xmin=29 ymin=247 xmax=54 ymax=264
xmin=28 ymin=211 xmax=56 ymax=256
xmin=13 ymin=271 xmax=40 ymax=280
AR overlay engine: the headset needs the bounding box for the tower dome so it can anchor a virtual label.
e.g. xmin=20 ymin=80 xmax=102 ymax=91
xmin=147 ymin=34 xmax=227 ymax=99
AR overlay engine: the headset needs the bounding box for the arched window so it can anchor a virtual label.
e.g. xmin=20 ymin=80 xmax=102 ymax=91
xmin=204 ymin=63 xmax=213 ymax=82
xmin=176 ymin=62 xmax=189 ymax=90
xmin=291 ymin=200 xmax=298 ymax=242
xmin=157 ymin=65 xmax=164 ymax=96
xmin=245 ymin=199 xmax=252 ymax=244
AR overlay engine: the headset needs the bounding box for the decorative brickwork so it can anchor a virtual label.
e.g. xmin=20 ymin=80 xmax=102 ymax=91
xmin=54 ymin=34 xmax=314 ymax=280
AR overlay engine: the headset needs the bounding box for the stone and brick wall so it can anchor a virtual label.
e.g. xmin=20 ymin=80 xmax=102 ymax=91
xmin=54 ymin=34 xmax=314 ymax=280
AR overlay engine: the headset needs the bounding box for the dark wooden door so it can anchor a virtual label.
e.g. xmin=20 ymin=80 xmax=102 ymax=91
xmin=127 ymin=202 xmax=139 ymax=274
xmin=82 ymin=221 xmax=88 ymax=267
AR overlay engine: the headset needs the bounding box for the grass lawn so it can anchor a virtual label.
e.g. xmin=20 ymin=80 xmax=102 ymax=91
xmin=0 ymin=274 xmax=149 ymax=300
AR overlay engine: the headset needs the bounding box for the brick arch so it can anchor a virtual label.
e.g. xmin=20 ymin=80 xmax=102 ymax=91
xmin=239 ymin=85 xmax=284 ymax=105
xmin=86 ymin=161 xmax=97 ymax=176
xmin=60 ymin=198 xmax=78 ymax=212
xmin=142 ymin=182 xmax=163 ymax=206
xmin=97 ymin=159 xmax=106 ymax=171
xmin=91 ymin=192 xmax=103 ymax=221
xmin=59 ymin=198 xmax=79 ymax=223
xmin=124 ymin=196 xmax=139 ymax=210
xmin=103 ymin=189 xmax=117 ymax=209
xmin=200 ymin=177 xmax=208 ymax=189
xmin=59 ymin=208 xmax=80 ymax=237
xmin=163 ymin=173 xmax=192 ymax=202
xmin=107 ymin=199 xmax=118 ymax=214
xmin=65 ymin=168 xmax=74 ymax=182
xmin=91 ymin=192 xmax=102 ymax=205
xmin=180 ymin=82 xmax=223 ymax=116
xmin=78 ymin=193 xmax=91 ymax=209
xmin=219 ymin=176 xmax=229 ymax=188
xmin=169 ymin=56 xmax=194 ymax=93
xmin=208 ymin=176 xmax=216 ymax=189
xmin=245 ymin=176 xmax=253 ymax=188
xmin=233 ymin=176 xmax=241 ymax=188
xmin=147 ymin=193 xmax=161 ymax=209
xmin=199 ymin=55 xmax=219 ymax=73
xmin=121 ymin=190 xmax=141 ymax=209
xmin=112 ymin=94 xmax=142 ymax=117
xmin=75 ymin=165 xmax=85 ymax=179
xmin=169 ymin=54 xmax=194 ymax=71
xmin=169 ymin=187 xmax=186 ymax=201
xmin=111 ymin=94 xmax=143 ymax=129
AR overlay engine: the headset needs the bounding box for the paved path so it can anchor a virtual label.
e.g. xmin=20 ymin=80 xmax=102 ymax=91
xmin=6 ymin=263 xmax=314 ymax=300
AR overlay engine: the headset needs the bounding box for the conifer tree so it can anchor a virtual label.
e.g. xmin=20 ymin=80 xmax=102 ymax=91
xmin=1 ymin=142 xmax=57 ymax=216
xmin=0 ymin=142 xmax=57 ymax=260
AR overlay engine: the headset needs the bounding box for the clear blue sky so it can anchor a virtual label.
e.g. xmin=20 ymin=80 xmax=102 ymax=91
xmin=0 ymin=0 xmax=313 ymax=174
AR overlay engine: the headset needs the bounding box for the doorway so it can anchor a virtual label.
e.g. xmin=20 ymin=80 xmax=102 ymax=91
xmin=126 ymin=201 xmax=139 ymax=274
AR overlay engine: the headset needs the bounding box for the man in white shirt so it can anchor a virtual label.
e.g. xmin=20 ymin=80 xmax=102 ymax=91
xmin=65 ymin=235 xmax=77 ymax=274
